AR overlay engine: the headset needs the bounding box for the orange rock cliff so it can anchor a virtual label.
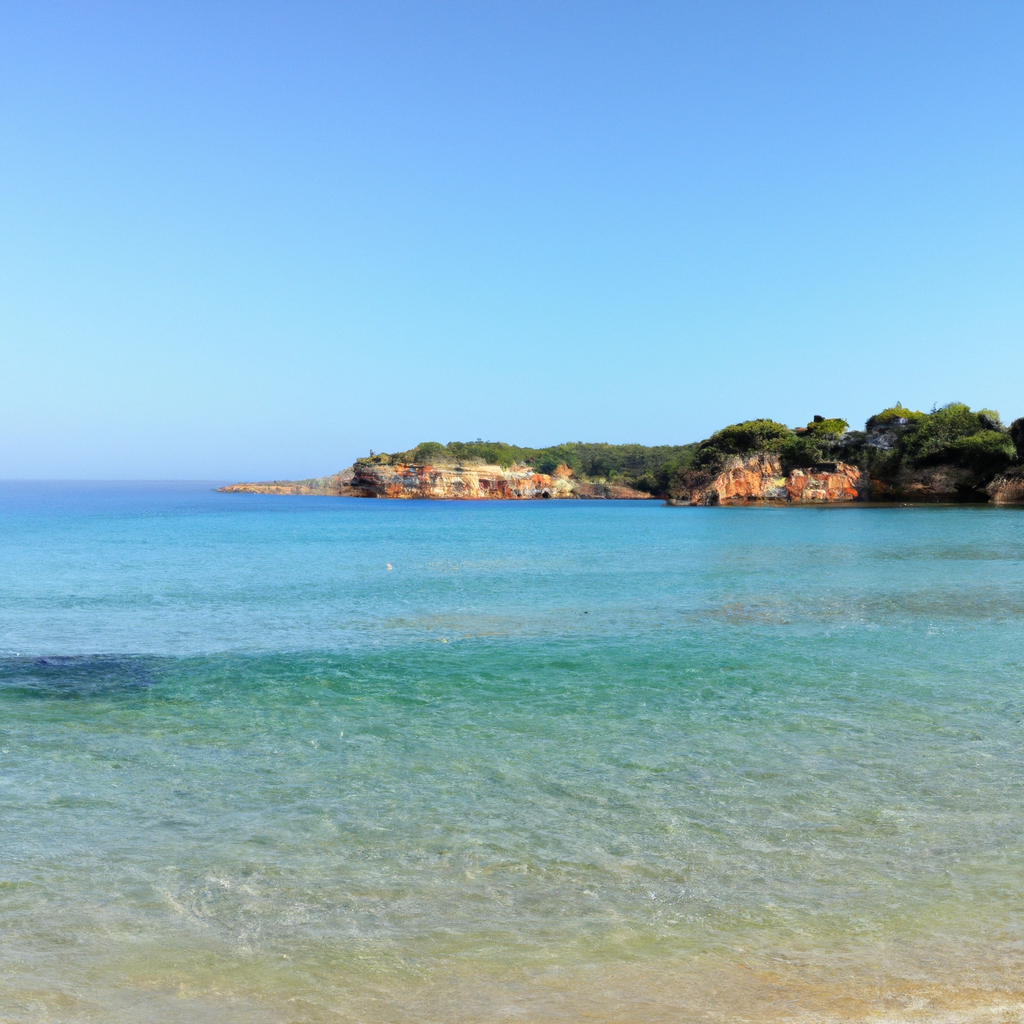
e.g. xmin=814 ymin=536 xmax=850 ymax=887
xmin=668 ymin=455 xmax=866 ymax=506
xmin=220 ymin=462 xmax=653 ymax=500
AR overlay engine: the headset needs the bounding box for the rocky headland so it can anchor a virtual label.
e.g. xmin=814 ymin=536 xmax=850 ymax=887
xmin=219 ymin=469 xmax=357 ymax=496
xmin=666 ymin=405 xmax=1024 ymax=505
xmin=221 ymin=459 xmax=651 ymax=501
xmin=221 ymin=404 xmax=1024 ymax=504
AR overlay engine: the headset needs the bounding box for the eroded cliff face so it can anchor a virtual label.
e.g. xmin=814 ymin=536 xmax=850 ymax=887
xmin=670 ymin=455 xmax=865 ymax=505
xmin=869 ymin=466 xmax=987 ymax=502
xmin=785 ymin=465 xmax=864 ymax=502
xmin=220 ymin=463 xmax=653 ymax=499
xmin=224 ymin=453 xmax=1024 ymax=504
xmin=987 ymin=467 xmax=1024 ymax=505
xmin=350 ymin=461 xmax=653 ymax=499
xmin=349 ymin=461 xmax=575 ymax=499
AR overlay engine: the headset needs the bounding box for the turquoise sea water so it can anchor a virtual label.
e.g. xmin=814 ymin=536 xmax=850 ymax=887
xmin=2 ymin=483 xmax=1023 ymax=1023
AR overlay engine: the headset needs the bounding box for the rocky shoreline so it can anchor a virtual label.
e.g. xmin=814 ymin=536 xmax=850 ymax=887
xmin=664 ymin=454 xmax=1024 ymax=505
xmin=221 ymin=405 xmax=1024 ymax=504
xmin=223 ymin=455 xmax=1024 ymax=506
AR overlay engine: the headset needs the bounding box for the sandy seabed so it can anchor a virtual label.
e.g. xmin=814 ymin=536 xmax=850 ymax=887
xmin=4 ymin=955 xmax=1024 ymax=1024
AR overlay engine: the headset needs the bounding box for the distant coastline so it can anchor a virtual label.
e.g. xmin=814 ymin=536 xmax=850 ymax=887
xmin=221 ymin=403 xmax=1024 ymax=504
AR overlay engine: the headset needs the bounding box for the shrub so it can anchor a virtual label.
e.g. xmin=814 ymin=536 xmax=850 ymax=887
xmin=1010 ymin=418 xmax=1024 ymax=462
xmin=855 ymin=402 xmax=1015 ymax=481
xmin=780 ymin=433 xmax=825 ymax=470
xmin=805 ymin=417 xmax=848 ymax=438
xmin=409 ymin=442 xmax=449 ymax=464
xmin=866 ymin=404 xmax=927 ymax=430
xmin=445 ymin=441 xmax=522 ymax=467
xmin=694 ymin=419 xmax=792 ymax=468
xmin=948 ymin=430 xmax=1016 ymax=473
xmin=904 ymin=403 xmax=1006 ymax=466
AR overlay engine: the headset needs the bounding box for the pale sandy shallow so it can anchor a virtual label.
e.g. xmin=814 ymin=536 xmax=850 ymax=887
xmin=4 ymin=954 xmax=1024 ymax=1023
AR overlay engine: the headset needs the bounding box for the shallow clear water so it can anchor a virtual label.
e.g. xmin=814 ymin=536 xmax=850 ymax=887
xmin=2 ymin=483 xmax=1023 ymax=1022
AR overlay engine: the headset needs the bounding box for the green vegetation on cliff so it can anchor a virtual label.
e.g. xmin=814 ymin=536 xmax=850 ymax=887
xmin=1011 ymin=418 xmax=1024 ymax=461
xmin=669 ymin=403 xmax=1022 ymax=501
xmin=848 ymin=403 xmax=1018 ymax=491
xmin=691 ymin=415 xmax=852 ymax=476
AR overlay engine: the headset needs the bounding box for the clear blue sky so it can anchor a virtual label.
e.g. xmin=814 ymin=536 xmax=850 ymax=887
xmin=1 ymin=1 xmax=1021 ymax=479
